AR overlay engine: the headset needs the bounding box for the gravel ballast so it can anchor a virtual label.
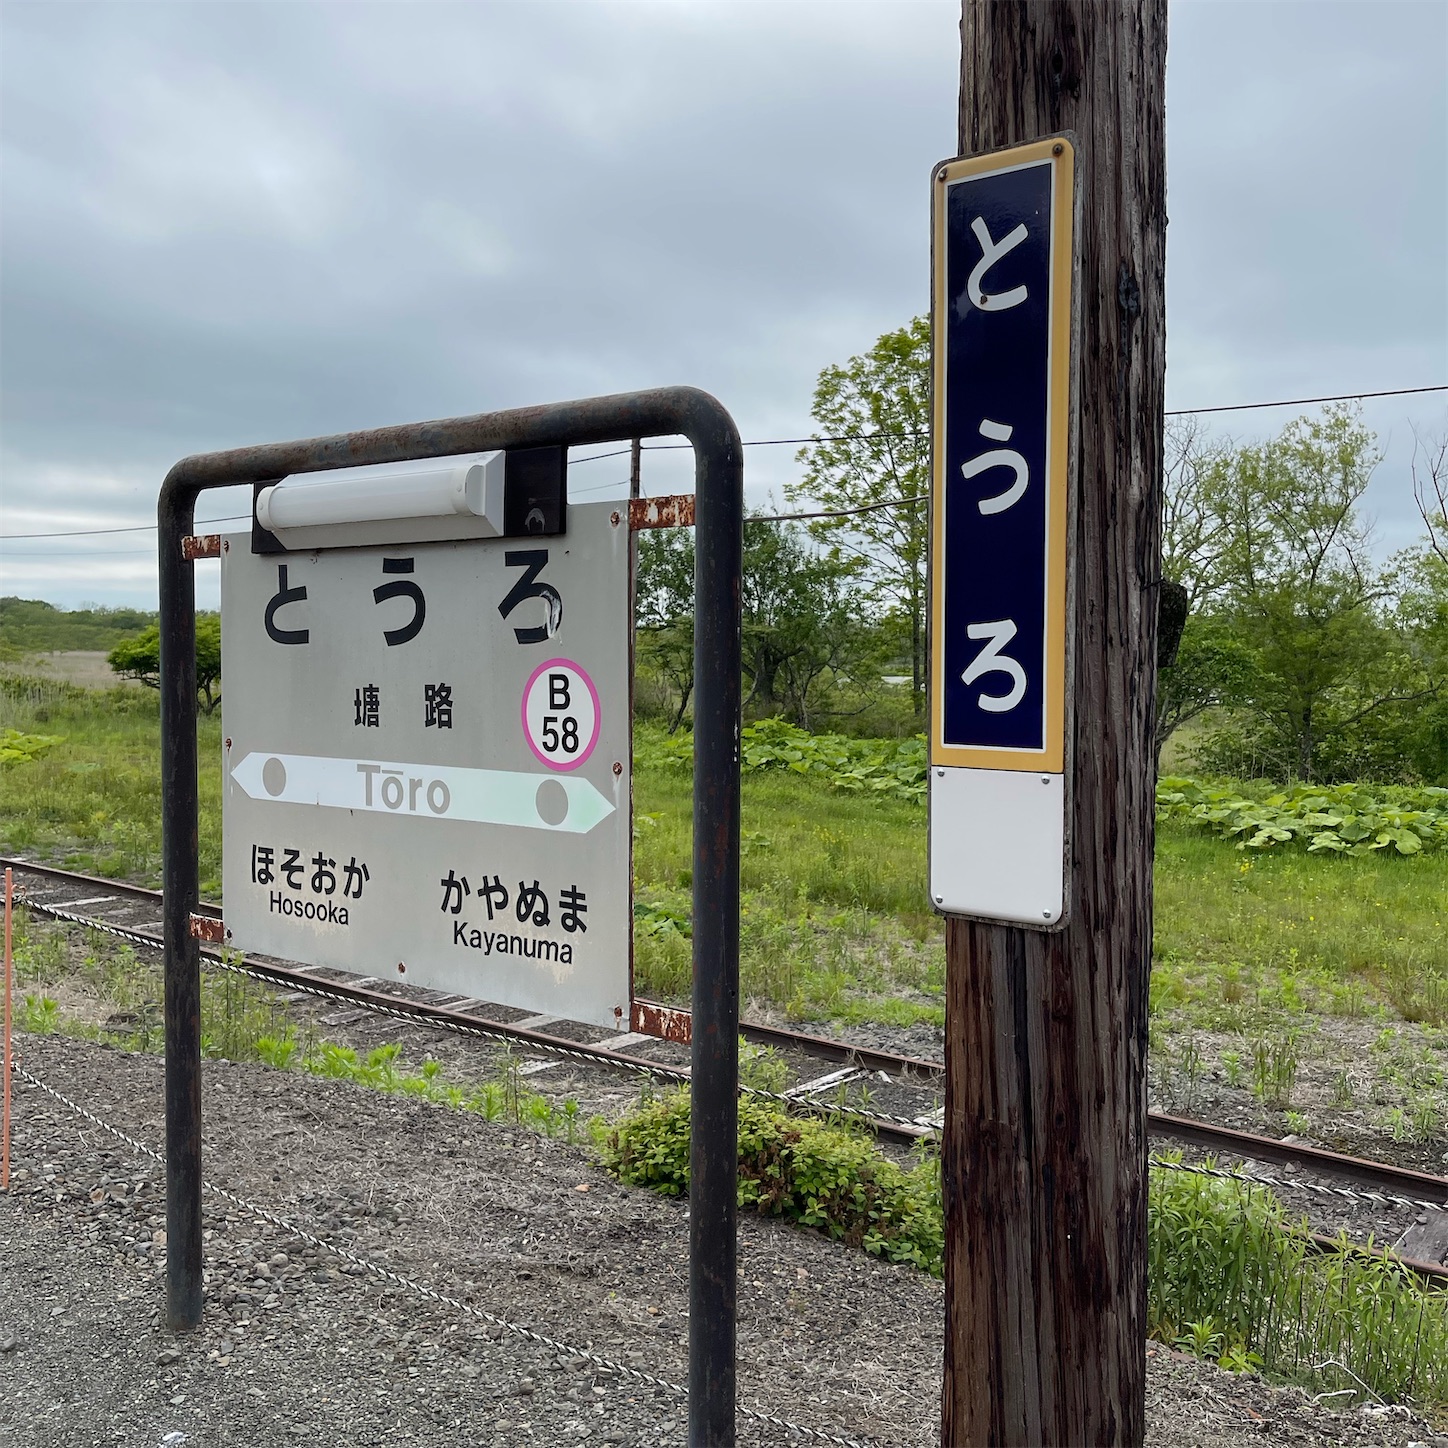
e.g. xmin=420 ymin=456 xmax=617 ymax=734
xmin=1 ymin=1032 xmax=1444 ymax=1448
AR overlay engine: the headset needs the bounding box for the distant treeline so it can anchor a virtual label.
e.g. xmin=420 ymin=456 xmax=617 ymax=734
xmin=637 ymin=315 xmax=1448 ymax=783
xmin=0 ymin=597 xmax=157 ymax=654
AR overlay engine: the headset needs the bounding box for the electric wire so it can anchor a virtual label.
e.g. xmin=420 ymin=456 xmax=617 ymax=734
xmin=1 ymin=515 xmax=251 ymax=542
xmin=5 ymin=382 xmax=1443 ymax=544
xmin=588 ymin=383 xmax=1448 ymax=454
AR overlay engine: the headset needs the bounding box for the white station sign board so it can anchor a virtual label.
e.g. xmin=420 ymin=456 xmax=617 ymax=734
xmin=929 ymin=136 xmax=1079 ymax=927
xmin=220 ymin=501 xmax=631 ymax=1027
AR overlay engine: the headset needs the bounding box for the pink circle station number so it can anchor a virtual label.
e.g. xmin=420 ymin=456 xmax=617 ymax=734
xmin=521 ymin=658 xmax=601 ymax=771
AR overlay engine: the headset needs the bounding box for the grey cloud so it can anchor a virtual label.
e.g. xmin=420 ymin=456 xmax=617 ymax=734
xmin=1 ymin=0 xmax=1444 ymax=608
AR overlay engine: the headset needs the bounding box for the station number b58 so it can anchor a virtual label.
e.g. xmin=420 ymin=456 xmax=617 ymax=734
xmin=522 ymin=659 xmax=600 ymax=772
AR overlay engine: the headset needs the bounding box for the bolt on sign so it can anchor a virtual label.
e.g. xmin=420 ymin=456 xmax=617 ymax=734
xmin=929 ymin=136 xmax=1080 ymax=926
xmin=221 ymin=485 xmax=631 ymax=1027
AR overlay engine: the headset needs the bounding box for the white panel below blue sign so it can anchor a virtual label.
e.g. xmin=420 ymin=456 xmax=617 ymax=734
xmin=929 ymin=767 xmax=1065 ymax=926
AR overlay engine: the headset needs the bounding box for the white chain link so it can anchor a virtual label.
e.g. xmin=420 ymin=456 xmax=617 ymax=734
xmin=1149 ymin=1155 xmax=1446 ymax=1217
xmin=19 ymin=887 xmax=1448 ymax=1215
xmin=20 ymin=891 xmax=937 ymax=1134
xmin=9 ymin=1059 xmax=878 ymax=1448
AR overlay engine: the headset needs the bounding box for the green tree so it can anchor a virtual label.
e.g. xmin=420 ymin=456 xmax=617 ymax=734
xmin=1160 ymin=415 xmax=1235 ymax=611
xmin=1155 ymin=416 xmax=1253 ymax=766
xmin=1199 ymin=406 xmax=1433 ymax=780
xmin=634 ymin=519 xmax=869 ymax=731
xmin=1154 ymin=613 xmax=1259 ymax=769
xmin=108 ymin=614 xmax=222 ymax=714
xmin=635 ymin=529 xmax=696 ymax=732
xmin=789 ymin=317 xmax=929 ymax=716
xmin=1392 ymin=426 xmax=1448 ymax=780
xmin=1411 ymin=425 xmax=1448 ymax=571
xmin=739 ymin=520 xmax=860 ymax=729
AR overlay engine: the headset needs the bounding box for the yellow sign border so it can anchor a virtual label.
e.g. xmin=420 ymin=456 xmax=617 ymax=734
xmin=929 ymin=137 xmax=1076 ymax=774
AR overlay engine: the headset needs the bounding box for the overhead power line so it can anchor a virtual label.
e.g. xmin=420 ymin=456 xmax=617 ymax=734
xmin=1164 ymin=383 xmax=1448 ymax=417
xmin=5 ymin=383 xmax=1443 ymax=543
xmin=577 ymin=383 xmax=1448 ymax=458
xmin=2 ymin=515 xmax=250 ymax=542
xmin=0 ymin=548 xmax=160 ymax=559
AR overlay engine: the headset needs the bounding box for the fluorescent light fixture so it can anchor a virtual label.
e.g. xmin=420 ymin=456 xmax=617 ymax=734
xmin=255 ymin=452 xmax=506 ymax=550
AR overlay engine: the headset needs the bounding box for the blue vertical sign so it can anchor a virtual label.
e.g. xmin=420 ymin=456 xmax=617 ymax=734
xmin=929 ymin=137 xmax=1078 ymax=927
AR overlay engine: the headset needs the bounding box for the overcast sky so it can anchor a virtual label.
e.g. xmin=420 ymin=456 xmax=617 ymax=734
xmin=2 ymin=0 xmax=1445 ymax=610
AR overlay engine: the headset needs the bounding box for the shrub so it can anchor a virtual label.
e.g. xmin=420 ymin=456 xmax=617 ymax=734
xmin=600 ymin=1091 xmax=943 ymax=1273
xmin=1156 ymin=775 xmax=1448 ymax=856
xmin=0 ymin=728 xmax=63 ymax=765
xmin=638 ymin=719 xmax=927 ymax=804
xmin=600 ymin=1094 xmax=1448 ymax=1411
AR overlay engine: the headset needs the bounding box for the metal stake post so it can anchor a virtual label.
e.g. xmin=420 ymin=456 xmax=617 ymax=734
xmin=158 ymin=389 xmax=743 ymax=1442
xmin=688 ymin=419 xmax=742 ymax=1446
xmin=159 ymin=482 xmax=203 ymax=1330
xmin=3 ymin=867 xmax=13 ymax=1192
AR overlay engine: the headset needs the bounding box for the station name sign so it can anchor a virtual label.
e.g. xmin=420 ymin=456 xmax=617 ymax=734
xmin=929 ymin=135 xmax=1079 ymax=927
xmin=220 ymin=501 xmax=631 ymax=1027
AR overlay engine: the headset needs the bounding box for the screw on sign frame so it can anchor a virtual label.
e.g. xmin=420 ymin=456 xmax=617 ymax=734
xmin=157 ymin=388 xmax=744 ymax=1446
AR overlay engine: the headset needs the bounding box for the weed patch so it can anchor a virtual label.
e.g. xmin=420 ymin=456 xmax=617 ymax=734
xmin=599 ymin=1090 xmax=943 ymax=1274
xmin=601 ymin=1095 xmax=1448 ymax=1412
xmin=1 ymin=728 xmax=64 ymax=765
xmin=299 ymin=1039 xmax=587 ymax=1142
xmin=10 ymin=916 xmax=588 ymax=1142
xmin=1158 ymin=777 xmax=1448 ymax=857
xmin=1149 ymin=1159 xmax=1447 ymax=1409
xmin=640 ymin=719 xmax=927 ymax=804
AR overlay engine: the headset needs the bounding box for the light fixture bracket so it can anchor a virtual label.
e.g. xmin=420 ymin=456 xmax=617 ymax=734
xmin=250 ymin=445 xmax=566 ymax=553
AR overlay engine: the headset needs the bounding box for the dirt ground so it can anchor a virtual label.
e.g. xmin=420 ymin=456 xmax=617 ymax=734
xmin=1 ymin=1033 xmax=1444 ymax=1448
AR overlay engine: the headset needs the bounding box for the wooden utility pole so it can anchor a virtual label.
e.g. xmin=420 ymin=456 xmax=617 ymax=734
xmin=942 ymin=4 xmax=1166 ymax=1446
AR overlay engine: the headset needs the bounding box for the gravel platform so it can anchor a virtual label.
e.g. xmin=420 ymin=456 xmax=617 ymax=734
xmin=1 ymin=1033 xmax=1444 ymax=1448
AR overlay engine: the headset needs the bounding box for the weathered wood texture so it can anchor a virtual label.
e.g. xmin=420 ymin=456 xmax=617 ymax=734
xmin=943 ymin=4 xmax=1167 ymax=1446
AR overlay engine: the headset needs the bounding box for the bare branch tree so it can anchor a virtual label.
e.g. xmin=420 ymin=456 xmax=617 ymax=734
xmin=1161 ymin=414 xmax=1233 ymax=610
xmin=1411 ymin=424 xmax=1448 ymax=567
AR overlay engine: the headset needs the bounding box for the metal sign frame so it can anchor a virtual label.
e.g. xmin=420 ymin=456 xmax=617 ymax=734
xmin=218 ymin=499 xmax=635 ymax=1030
xmin=928 ymin=135 xmax=1081 ymax=928
xmin=158 ymin=388 xmax=743 ymax=1444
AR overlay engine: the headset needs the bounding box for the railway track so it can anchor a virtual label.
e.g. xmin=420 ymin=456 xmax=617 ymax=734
xmin=6 ymin=855 xmax=1446 ymax=1280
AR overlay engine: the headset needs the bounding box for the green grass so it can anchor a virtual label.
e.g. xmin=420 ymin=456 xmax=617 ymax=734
xmin=0 ymin=673 xmax=223 ymax=891
xmin=1 ymin=679 xmax=1444 ymax=1030
xmin=632 ymin=737 xmax=942 ymax=1021
xmin=601 ymin=1090 xmax=1448 ymax=1411
xmin=1154 ymin=822 xmax=1448 ymax=1026
xmin=1149 ymin=1157 xmax=1448 ymax=1409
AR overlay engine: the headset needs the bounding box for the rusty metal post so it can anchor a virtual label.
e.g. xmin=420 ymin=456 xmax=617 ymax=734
xmin=158 ymin=387 xmax=743 ymax=1431
xmin=3 ymin=867 xmax=13 ymax=1192
xmin=686 ymin=415 xmax=742 ymax=1448
xmin=159 ymin=476 xmax=204 ymax=1331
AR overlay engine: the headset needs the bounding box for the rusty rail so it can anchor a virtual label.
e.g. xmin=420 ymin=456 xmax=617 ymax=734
xmin=7 ymin=855 xmax=1446 ymax=1214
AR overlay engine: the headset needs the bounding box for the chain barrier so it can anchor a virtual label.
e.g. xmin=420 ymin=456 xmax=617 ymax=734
xmin=22 ymin=885 xmax=1448 ymax=1219
xmin=9 ymin=1058 xmax=877 ymax=1448
xmin=9 ymin=889 xmax=1445 ymax=1444
xmin=13 ymin=1051 xmax=1436 ymax=1448
xmin=1149 ymin=1154 xmax=1445 ymax=1218
xmin=18 ymin=891 xmax=938 ymax=1135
